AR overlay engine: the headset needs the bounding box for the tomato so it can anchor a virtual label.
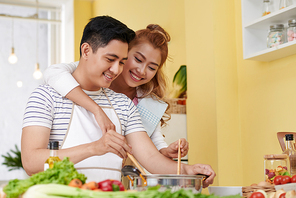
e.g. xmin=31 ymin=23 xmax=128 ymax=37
xmin=281 ymin=176 xmax=291 ymax=184
xmin=274 ymin=176 xmax=283 ymax=185
xmin=279 ymin=193 xmax=286 ymax=198
xmin=250 ymin=192 xmax=265 ymax=198
xmin=291 ymin=175 xmax=296 ymax=183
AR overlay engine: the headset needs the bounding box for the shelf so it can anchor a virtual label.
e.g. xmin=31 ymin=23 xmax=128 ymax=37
xmin=245 ymin=5 xmax=296 ymax=30
xmin=245 ymin=40 xmax=296 ymax=61
xmin=242 ymin=0 xmax=296 ymax=62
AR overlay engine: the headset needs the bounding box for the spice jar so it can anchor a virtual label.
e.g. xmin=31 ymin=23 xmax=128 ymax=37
xmin=279 ymin=0 xmax=293 ymax=10
xmin=267 ymin=24 xmax=286 ymax=48
xmin=287 ymin=19 xmax=296 ymax=42
xmin=262 ymin=0 xmax=272 ymax=16
xmin=264 ymin=154 xmax=288 ymax=184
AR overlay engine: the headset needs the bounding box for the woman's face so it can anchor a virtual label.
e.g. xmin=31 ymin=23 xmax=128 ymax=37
xmin=120 ymin=42 xmax=162 ymax=88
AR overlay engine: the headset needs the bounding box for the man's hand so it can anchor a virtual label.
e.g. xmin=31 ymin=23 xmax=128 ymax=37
xmin=93 ymin=130 xmax=132 ymax=159
xmin=160 ymin=138 xmax=189 ymax=158
xmin=183 ymin=163 xmax=216 ymax=188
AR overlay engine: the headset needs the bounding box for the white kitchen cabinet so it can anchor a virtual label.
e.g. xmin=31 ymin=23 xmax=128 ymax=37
xmin=241 ymin=0 xmax=296 ymax=62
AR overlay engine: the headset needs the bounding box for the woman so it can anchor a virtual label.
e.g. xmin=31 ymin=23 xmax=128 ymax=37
xmin=44 ymin=24 xmax=188 ymax=158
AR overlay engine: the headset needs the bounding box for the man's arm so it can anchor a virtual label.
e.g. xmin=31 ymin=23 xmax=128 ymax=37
xmin=22 ymin=126 xmax=132 ymax=176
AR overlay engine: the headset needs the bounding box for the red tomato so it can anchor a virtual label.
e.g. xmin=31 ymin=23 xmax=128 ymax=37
xmin=291 ymin=175 xmax=296 ymax=183
xmin=281 ymin=176 xmax=291 ymax=184
xmin=274 ymin=176 xmax=283 ymax=185
xmin=279 ymin=193 xmax=286 ymax=198
xmin=250 ymin=192 xmax=265 ymax=198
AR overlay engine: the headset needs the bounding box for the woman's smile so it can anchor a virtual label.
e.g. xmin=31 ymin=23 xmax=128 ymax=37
xmin=130 ymin=71 xmax=143 ymax=82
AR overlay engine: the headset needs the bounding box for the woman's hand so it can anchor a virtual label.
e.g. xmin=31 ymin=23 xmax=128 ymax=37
xmin=183 ymin=163 xmax=216 ymax=188
xmin=160 ymin=138 xmax=189 ymax=158
xmin=93 ymin=108 xmax=116 ymax=135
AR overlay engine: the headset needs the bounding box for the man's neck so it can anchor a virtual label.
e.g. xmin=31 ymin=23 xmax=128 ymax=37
xmin=72 ymin=62 xmax=101 ymax=91
xmin=110 ymin=77 xmax=136 ymax=100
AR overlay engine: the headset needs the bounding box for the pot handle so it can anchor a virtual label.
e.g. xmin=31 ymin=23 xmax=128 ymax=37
xmin=121 ymin=165 xmax=147 ymax=186
xmin=196 ymin=173 xmax=210 ymax=181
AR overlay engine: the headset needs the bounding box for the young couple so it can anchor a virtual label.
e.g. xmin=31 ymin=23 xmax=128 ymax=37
xmin=21 ymin=15 xmax=215 ymax=187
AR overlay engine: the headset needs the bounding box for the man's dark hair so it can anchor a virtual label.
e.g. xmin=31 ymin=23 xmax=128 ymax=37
xmin=80 ymin=15 xmax=135 ymax=56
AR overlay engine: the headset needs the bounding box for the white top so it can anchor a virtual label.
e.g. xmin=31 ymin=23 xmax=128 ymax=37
xmin=43 ymin=62 xmax=168 ymax=150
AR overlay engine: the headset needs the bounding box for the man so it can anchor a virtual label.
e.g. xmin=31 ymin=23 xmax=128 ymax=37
xmin=21 ymin=16 xmax=215 ymax=186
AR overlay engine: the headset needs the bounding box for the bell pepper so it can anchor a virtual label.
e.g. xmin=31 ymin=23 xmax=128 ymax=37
xmin=98 ymin=179 xmax=113 ymax=191
xmin=111 ymin=180 xmax=125 ymax=191
xmin=98 ymin=179 xmax=125 ymax=191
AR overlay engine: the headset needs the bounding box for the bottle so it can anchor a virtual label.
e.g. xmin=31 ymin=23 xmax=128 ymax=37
xmin=287 ymin=19 xmax=296 ymax=42
xmin=279 ymin=0 xmax=292 ymax=10
xmin=283 ymin=134 xmax=296 ymax=176
xmin=267 ymin=24 xmax=285 ymax=48
xmin=262 ymin=0 xmax=272 ymax=16
xmin=44 ymin=141 xmax=61 ymax=171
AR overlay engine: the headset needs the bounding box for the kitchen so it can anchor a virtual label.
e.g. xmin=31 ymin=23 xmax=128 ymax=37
xmin=1 ymin=0 xmax=296 ymax=196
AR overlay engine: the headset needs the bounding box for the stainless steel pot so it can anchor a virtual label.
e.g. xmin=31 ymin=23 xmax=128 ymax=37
xmin=121 ymin=165 xmax=207 ymax=193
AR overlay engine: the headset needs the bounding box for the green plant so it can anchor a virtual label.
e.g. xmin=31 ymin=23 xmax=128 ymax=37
xmin=1 ymin=144 xmax=23 ymax=171
xmin=172 ymin=65 xmax=187 ymax=98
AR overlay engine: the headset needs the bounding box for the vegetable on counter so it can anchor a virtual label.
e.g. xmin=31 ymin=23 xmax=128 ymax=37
xmin=98 ymin=179 xmax=125 ymax=191
xmin=3 ymin=157 xmax=86 ymax=198
xmin=68 ymin=179 xmax=125 ymax=192
xmin=249 ymin=188 xmax=296 ymax=198
xmin=22 ymin=183 xmax=243 ymax=198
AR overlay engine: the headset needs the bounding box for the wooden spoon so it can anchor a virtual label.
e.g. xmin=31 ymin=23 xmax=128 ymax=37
xmin=127 ymin=153 xmax=146 ymax=175
xmin=177 ymin=139 xmax=181 ymax=175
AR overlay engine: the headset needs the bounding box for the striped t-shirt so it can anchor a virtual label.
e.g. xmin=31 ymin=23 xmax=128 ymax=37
xmin=22 ymin=85 xmax=146 ymax=144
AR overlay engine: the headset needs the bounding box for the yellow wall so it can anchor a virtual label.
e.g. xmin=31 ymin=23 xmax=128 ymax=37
xmin=235 ymin=2 xmax=296 ymax=186
xmin=73 ymin=0 xmax=93 ymax=61
xmin=184 ymin=0 xmax=242 ymax=187
xmin=73 ymin=0 xmax=296 ymax=188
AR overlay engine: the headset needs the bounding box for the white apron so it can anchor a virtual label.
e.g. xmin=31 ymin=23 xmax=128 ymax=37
xmin=61 ymin=89 xmax=123 ymax=182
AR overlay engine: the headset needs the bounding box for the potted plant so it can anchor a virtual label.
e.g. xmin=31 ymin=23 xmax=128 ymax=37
xmin=1 ymin=144 xmax=23 ymax=171
xmin=172 ymin=65 xmax=187 ymax=99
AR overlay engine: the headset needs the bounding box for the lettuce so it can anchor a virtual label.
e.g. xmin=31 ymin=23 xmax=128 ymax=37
xmin=3 ymin=157 xmax=86 ymax=198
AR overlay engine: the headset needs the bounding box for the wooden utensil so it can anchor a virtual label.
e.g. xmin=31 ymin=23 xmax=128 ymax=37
xmin=177 ymin=139 xmax=181 ymax=175
xmin=127 ymin=153 xmax=146 ymax=175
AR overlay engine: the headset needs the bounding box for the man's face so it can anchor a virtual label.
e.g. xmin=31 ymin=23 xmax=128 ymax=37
xmin=83 ymin=40 xmax=128 ymax=91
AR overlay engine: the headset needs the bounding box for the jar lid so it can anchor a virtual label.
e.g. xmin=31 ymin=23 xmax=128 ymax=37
xmin=270 ymin=24 xmax=284 ymax=29
xmin=264 ymin=154 xmax=288 ymax=159
xmin=288 ymin=19 xmax=296 ymax=27
xmin=263 ymin=0 xmax=270 ymax=2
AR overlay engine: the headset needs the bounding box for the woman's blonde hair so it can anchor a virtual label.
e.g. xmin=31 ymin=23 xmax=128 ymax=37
xmin=128 ymin=24 xmax=171 ymax=126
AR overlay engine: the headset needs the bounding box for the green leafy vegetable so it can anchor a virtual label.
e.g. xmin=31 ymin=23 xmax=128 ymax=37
xmin=21 ymin=183 xmax=243 ymax=198
xmin=3 ymin=157 xmax=86 ymax=198
xmin=1 ymin=144 xmax=23 ymax=171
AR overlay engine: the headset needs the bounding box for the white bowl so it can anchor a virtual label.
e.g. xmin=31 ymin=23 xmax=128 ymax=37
xmin=208 ymin=186 xmax=242 ymax=196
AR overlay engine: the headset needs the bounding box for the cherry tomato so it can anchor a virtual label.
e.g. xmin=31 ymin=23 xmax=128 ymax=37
xmin=281 ymin=176 xmax=291 ymax=184
xmin=250 ymin=192 xmax=265 ymax=198
xmin=279 ymin=193 xmax=286 ymax=198
xmin=274 ymin=175 xmax=283 ymax=185
xmin=291 ymin=175 xmax=296 ymax=183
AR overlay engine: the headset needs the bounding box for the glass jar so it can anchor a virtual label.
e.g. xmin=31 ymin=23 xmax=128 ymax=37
xmin=267 ymin=24 xmax=286 ymax=48
xmin=262 ymin=0 xmax=272 ymax=16
xmin=264 ymin=154 xmax=288 ymax=184
xmin=279 ymin=0 xmax=293 ymax=10
xmin=287 ymin=19 xmax=296 ymax=42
